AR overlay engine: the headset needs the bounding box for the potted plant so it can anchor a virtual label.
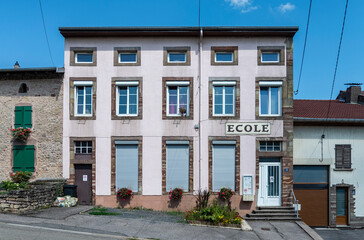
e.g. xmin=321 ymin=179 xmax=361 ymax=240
xmin=179 ymin=107 xmax=187 ymax=117
xmin=117 ymin=188 xmax=134 ymax=201
xmin=218 ymin=187 xmax=233 ymax=201
xmin=169 ymin=187 xmax=183 ymax=201
xmin=10 ymin=127 xmax=32 ymax=142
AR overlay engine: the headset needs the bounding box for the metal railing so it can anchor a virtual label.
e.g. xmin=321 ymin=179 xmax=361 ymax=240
xmin=291 ymin=189 xmax=299 ymax=219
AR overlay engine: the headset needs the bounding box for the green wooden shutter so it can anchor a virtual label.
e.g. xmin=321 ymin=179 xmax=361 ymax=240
xmin=14 ymin=106 xmax=32 ymax=128
xmin=14 ymin=106 xmax=24 ymax=128
xmin=13 ymin=145 xmax=35 ymax=172
xmin=23 ymin=106 xmax=32 ymax=128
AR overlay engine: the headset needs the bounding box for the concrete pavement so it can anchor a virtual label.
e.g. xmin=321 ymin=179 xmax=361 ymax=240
xmin=0 ymin=206 xmax=318 ymax=240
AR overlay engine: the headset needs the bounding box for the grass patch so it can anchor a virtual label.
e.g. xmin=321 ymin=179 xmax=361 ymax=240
xmin=88 ymin=206 xmax=121 ymax=216
xmin=165 ymin=211 xmax=184 ymax=216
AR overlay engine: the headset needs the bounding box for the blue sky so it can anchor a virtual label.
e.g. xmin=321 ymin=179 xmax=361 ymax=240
xmin=0 ymin=0 xmax=362 ymax=100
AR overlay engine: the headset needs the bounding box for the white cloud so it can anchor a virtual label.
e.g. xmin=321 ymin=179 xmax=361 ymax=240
xmin=225 ymin=0 xmax=258 ymax=13
xmin=278 ymin=3 xmax=295 ymax=13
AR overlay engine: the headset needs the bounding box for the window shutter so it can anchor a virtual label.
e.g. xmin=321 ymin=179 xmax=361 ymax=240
xmin=335 ymin=145 xmax=343 ymax=168
xmin=212 ymin=144 xmax=235 ymax=191
xmin=115 ymin=144 xmax=139 ymax=192
xmin=13 ymin=145 xmax=35 ymax=172
xmin=23 ymin=106 xmax=32 ymax=128
xmin=14 ymin=106 xmax=24 ymax=128
xmin=343 ymin=145 xmax=351 ymax=168
xmin=166 ymin=144 xmax=189 ymax=191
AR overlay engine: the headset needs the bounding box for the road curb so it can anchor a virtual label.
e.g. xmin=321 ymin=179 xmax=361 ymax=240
xmin=296 ymin=221 xmax=323 ymax=240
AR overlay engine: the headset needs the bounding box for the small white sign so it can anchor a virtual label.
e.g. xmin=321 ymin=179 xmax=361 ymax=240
xmin=243 ymin=176 xmax=253 ymax=195
xmin=270 ymin=176 xmax=274 ymax=183
xmin=83 ymin=175 xmax=88 ymax=182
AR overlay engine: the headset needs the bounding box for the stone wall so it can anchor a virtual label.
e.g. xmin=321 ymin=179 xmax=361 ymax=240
xmin=0 ymin=184 xmax=60 ymax=214
xmin=0 ymin=74 xmax=63 ymax=181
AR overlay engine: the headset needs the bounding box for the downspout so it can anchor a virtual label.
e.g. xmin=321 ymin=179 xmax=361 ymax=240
xmin=198 ymin=28 xmax=203 ymax=192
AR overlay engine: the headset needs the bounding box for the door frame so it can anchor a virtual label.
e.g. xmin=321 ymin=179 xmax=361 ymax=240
xmin=74 ymin=164 xmax=92 ymax=205
xmin=258 ymin=158 xmax=282 ymax=206
xmin=336 ymin=187 xmax=349 ymax=226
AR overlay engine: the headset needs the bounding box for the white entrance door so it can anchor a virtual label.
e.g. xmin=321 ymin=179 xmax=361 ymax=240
xmin=258 ymin=159 xmax=281 ymax=206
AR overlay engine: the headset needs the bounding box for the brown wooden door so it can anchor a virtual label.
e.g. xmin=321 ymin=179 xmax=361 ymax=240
xmin=75 ymin=164 xmax=92 ymax=205
xmin=336 ymin=188 xmax=348 ymax=225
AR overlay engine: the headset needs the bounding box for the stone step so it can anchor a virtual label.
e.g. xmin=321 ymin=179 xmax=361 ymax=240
xmin=257 ymin=206 xmax=295 ymax=210
xmin=252 ymin=210 xmax=296 ymax=214
xmin=248 ymin=212 xmax=297 ymax=217
xmin=245 ymin=216 xmax=301 ymax=221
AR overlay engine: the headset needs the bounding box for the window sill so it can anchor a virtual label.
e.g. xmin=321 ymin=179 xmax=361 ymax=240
xmin=70 ymin=116 xmax=96 ymax=120
xmin=333 ymin=168 xmax=353 ymax=171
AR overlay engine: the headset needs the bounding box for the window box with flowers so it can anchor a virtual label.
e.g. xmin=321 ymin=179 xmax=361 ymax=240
xmin=169 ymin=187 xmax=183 ymax=201
xmin=117 ymin=188 xmax=134 ymax=207
xmin=10 ymin=127 xmax=32 ymax=143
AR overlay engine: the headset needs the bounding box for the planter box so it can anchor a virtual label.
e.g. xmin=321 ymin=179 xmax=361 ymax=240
xmin=187 ymin=220 xmax=241 ymax=229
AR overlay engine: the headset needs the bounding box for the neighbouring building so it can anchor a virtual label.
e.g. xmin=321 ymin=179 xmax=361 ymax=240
xmin=60 ymin=26 xmax=297 ymax=213
xmin=294 ymin=85 xmax=364 ymax=227
xmin=0 ymin=66 xmax=64 ymax=182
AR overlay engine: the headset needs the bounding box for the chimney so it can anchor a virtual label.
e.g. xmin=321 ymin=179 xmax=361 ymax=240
xmin=14 ymin=61 xmax=20 ymax=69
xmin=346 ymin=85 xmax=361 ymax=104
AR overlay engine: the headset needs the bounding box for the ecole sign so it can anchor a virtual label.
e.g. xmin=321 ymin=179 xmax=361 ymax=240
xmin=226 ymin=122 xmax=270 ymax=135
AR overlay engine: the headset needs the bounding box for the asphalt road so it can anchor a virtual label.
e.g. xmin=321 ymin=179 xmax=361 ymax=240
xmin=0 ymin=222 xmax=127 ymax=240
xmin=315 ymin=228 xmax=364 ymax=240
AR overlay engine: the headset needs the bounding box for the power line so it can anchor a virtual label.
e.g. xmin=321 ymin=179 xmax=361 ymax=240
xmin=294 ymin=0 xmax=312 ymax=95
xmin=38 ymin=0 xmax=55 ymax=66
xmin=322 ymin=0 xmax=349 ymax=136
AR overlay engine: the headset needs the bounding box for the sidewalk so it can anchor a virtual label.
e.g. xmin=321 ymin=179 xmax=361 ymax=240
xmin=0 ymin=206 xmax=316 ymax=240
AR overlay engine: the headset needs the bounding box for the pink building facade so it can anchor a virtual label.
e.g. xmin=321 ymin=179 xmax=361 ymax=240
xmin=60 ymin=27 xmax=297 ymax=215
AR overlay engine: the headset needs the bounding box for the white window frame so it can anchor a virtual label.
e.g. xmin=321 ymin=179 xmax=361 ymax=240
xmin=75 ymin=52 xmax=93 ymax=63
xmin=75 ymin=141 xmax=92 ymax=154
xmin=166 ymin=81 xmax=190 ymax=117
xmin=167 ymin=51 xmax=187 ymax=63
xmin=116 ymin=81 xmax=139 ymax=116
xmin=261 ymin=52 xmax=280 ymax=63
xmin=259 ymin=81 xmax=282 ymax=117
xmin=212 ymin=81 xmax=236 ymax=116
xmin=215 ymin=52 xmax=234 ymax=63
xmin=118 ymin=52 xmax=137 ymax=63
xmin=74 ymin=81 xmax=93 ymax=117
xmin=259 ymin=141 xmax=282 ymax=152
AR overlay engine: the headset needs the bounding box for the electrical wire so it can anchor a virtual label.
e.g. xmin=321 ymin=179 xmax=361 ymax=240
xmin=294 ymin=0 xmax=312 ymax=95
xmin=38 ymin=0 xmax=55 ymax=66
xmin=322 ymin=0 xmax=349 ymax=136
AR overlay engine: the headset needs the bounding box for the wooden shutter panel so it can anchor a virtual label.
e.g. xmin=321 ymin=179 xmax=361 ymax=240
xmin=335 ymin=145 xmax=343 ymax=168
xmin=343 ymin=145 xmax=351 ymax=168
xmin=14 ymin=106 xmax=24 ymax=128
xmin=23 ymin=106 xmax=32 ymax=128
xmin=13 ymin=145 xmax=35 ymax=172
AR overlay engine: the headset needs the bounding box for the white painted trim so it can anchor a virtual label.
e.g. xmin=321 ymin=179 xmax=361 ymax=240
xmin=215 ymin=52 xmax=234 ymax=62
xmin=75 ymin=53 xmax=93 ymax=63
xmin=115 ymin=81 xmax=139 ymax=86
xmin=166 ymin=81 xmax=190 ymax=86
xmin=212 ymin=85 xmax=235 ymax=116
xmin=261 ymin=52 xmax=280 ymax=63
xmin=116 ymin=85 xmax=139 ymax=116
xmin=212 ymin=81 xmax=236 ymax=86
xmin=259 ymin=81 xmax=283 ymax=87
xmin=167 ymin=52 xmax=187 ymax=63
xmin=118 ymin=52 xmax=137 ymax=63
xmin=73 ymin=81 xmax=93 ymax=86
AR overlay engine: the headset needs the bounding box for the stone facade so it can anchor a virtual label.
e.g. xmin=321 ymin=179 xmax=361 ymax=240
xmin=0 ymin=69 xmax=63 ymax=182
xmin=0 ymin=183 xmax=60 ymax=214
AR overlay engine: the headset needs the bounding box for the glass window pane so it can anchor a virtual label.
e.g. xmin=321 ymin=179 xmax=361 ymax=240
xmin=179 ymin=94 xmax=188 ymax=106
xmin=293 ymin=166 xmax=328 ymax=183
xmin=119 ymin=105 xmax=127 ymax=114
xmin=215 ymin=52 xmax=233 ymax=62
xmin=215 ymin=105 xmax=222 ymax=114
xmin=85 ymin=86 xmax=92 ymax=95
xmin=225 ymin=93 xmax=234 ymax=105
xmin=119 ymin=53 xmax=137 ymax=63
xmin=168 ymin=53 xmax=186 ymax=62
xmin=77 ymin=105 xmax=83 ymax=114
xmin=225 ymin=86 xmax=234 ymax=95
xmin=129 ymin=94 xmax=137 ymax=104
xmin=129 ymin=105 xmax=137 ymax=114
xmin=169 ymin=105 xmax=177 ymax=114
xmin=85 ymin=104 xmax=92 ymax=114
xmin=225 ymin=104 xmax=233 ymax=114
xmin=262 ymin=52 xmax=279 ymax=62
xmin=76 ymin=53 xmax=93 ymax=63
xmin=260 ymin=87 xmax=269 ymax=115
xmin=336 ymin=189 xmax=347 ymax=216
xmin=129 ymin=86 xmax=137 ymax=95
xmin=179 ymin=86 xmax=188 ymax=95
xmin=271 ymin=87 xmax=279 ymax=114
xmin=168 ymin=87 xmax=177 ymax=95
xmin=119 ymin=95 xmax=127 ymax=105
xmin=85 ymin=94 xmax=92 ymax=104
xmin=214 ymin=86 xmax=223 ymax=95
xmin=119 ymin=87 xmax=127 ymax=95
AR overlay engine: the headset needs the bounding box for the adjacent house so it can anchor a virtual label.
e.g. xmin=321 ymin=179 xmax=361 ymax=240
xmin=293 ymin=85 xmax=364 ymax=227
xmin=0 ymin=66 xmax=64 ymax=182
xmin=60 ymin=26 xmax=297 ymax=213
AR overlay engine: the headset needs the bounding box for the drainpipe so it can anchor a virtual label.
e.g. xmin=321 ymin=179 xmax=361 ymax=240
xmin=198 ymin=28 xmax=203 ymax=192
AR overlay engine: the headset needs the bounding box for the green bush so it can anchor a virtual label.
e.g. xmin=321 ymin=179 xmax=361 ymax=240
xmin=1 ymin=180 xmax=28 ymax=191
xmin=10 ymin=171 xmax=32 ymax=183
xmin=185 ymin=200 xmax=242 ymax=225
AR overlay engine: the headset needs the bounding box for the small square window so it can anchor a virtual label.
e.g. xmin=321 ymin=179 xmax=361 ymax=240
xmin=211 ymin=46 xmax=238 ymax=65
xmin=258 ymin=46 xmax=285 ymax=65
xmin=119 ymin=52 xmax=137 ymax=63
xmin=75 ymin=141 xmax=92 ymax=154
xmin=163 ymin=47 xmax=190 ymax=66
xmin=261 ymin=52 xmax=280 ymax=63
xmin=259 ymin=141 xmax=281 ymax=152
xmin=70 ymin=47 xmax=97 ymax=66
xmin=215 ymin=52 xmax=233 ymax=62
xmin=114 ymin=47 xmax=141 ymax=66
xmin=168 ymin=52 xmax=187 ymax=63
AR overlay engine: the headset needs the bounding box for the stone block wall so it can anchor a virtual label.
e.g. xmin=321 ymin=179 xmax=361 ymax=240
xmin=0 ymin=74 xmax=63 ymax=181
xmin=0 ymin=184 xmax=60 ymax=214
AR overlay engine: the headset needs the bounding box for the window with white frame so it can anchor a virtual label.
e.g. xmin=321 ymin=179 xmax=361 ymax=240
xmin=259 ymin=81 xmax=282 ymax=116
xmin=75 ymin=141 xmax=92 ymax=154
xmin=116 ymin=81 xmax=139 ymax=116
xmin=74 ymin=81 xmax=93 ymax=116
xmin=167 ymin=51 xmax=187 ymax=63
xmin=119 ymin=52 xmax=137 ymax=63
xmin=259 ymin=141 xmax=281 ymax=152
xmin=213 ymin=81 xmax=236 ymax=116
xmin=75 ymin=52 xmax=93 ymax=63
xmin=261 ymin=52 xmax=280 ymax=63
xmin=166 ymin=81 xmax=189 ymax=116
xmin=215 ymin=52 xmax=233 ymax=62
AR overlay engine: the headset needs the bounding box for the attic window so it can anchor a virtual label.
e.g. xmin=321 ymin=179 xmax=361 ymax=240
xmin=18 ymin=83 xmax=28 ymax=93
